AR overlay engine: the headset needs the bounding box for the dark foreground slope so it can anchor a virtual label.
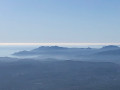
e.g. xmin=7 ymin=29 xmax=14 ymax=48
xmin=0 ymin=60 xmax=120 ymax=90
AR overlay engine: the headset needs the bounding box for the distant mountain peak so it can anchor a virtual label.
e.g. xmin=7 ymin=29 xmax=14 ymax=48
xmin=32 ymin=46 xmax=67 ymax=51
xmin=101 ymin=45 xmax=120 ymax=50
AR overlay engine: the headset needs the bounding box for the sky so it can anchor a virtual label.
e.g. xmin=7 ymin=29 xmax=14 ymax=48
xmin=0 ymin=0 xmax=120 ymax=44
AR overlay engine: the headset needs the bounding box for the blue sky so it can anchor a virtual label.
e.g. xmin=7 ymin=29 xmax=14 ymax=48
xmin=0 ymin=0 xmax=120 ymax=43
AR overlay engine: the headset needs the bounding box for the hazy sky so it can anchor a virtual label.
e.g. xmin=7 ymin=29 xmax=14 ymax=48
xmin=0 ymin=0 xmax=120 ymax=43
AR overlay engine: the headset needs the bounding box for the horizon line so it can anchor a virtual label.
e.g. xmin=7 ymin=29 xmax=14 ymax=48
xmin=0 ymin=43 xmax=119 ymax=46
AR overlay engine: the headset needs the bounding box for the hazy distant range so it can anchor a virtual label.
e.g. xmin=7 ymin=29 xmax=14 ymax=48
xmin=5 ymin=45 xmax=118 ymax=64
xmin=0 ymin=45 xmax=104 ymax=57
xmin=0 ymin=45 xmax=120 ymax=63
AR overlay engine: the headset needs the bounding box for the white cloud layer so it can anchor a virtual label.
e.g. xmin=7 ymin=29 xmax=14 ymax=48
xmin=0 ymin=43 xmax=119 ymax=46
